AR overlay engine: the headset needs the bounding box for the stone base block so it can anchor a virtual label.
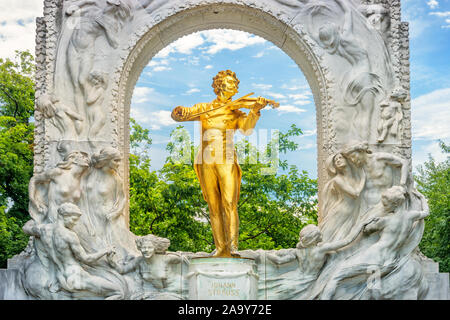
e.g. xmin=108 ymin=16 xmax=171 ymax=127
xmin=187 ymin=258 xmax=258 ymax=300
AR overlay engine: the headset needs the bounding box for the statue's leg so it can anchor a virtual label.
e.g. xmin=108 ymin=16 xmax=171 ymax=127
xmin=216 ymin=163 xmax=240 ymax=254
xmin=199 ymin=164 xmax=229 ymax=256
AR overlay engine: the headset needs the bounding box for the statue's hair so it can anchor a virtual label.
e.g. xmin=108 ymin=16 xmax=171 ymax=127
xmin=88 ymin=71 xmax=108 ymax=87
xmin=135 ymin=234 xmax=170 ymax=254
xmin=135 ymin=235 xmax=155 ymax=250
xmin=57 ymin=150 xmax=89 ymax=170
xmin=91 ymin=147 xmax=122 ymax=169
xmin=382 ymin=186 xmax=406 ymax=208
xmin=212 ymin=70 xmax=240 ymax=95
xmin=58 ymin=202 xmax=82 ymax=217
xmin=297 ymin=224 xmax=321 ymax=248
xmin=326 ymin=152 xmax=347 ymax=176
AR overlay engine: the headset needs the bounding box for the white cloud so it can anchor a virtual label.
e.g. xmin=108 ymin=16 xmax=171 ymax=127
xmin=205 ymin=65 xmax=213 ymax=69
xmin=130 ymin=108 xmax=176 ymax=130
xmin=289 ymin=93 xmax=311 ymax=100
xmin=185 ymin=88 xmax=201 ymax=95
xmin=155 ymin=33 xmax=205 ymax=58
xmin=429 ymin=10 xmax=450 ymax=28
xmin=411 ymin=88 xmax=450 ymax=140
xmin=302 ymin=129 xmax=317 ymax=137
xmin=252 ymin=83 xmax=272 ymax=90
xmin=153 ymin=29 xmax=266 ymax=59
xmin=200 ymin=30 xmax=266 ymax=55
xmin=267 ymin=92 xmax=286 ymax=100
xmin=427 ymin=0 xmax=439 ymax=9
xmin=153 ymin=66 xmax=172 ymax=72
xmin=277 ymin=105 xmax=307 ymax=114
xmin=293 ymin=100 xmax=312 ymax=106
xmin=253 ymin=51 xmax=265 ymax=58
xmin=0 ymin=0 xmax=43 ymax=59
xmin=132 ymin=87 xmax=155 ymax=104
xmin=429 ymin=11 xmax=450 ymax=17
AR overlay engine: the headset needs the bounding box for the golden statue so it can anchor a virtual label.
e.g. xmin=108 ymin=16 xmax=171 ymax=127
xmin=171 ymin=70 xmax=278 ymax=257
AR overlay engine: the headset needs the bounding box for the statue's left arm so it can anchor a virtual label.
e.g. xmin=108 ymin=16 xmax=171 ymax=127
xmin=236 ymin=97 xmax=267 ymax=136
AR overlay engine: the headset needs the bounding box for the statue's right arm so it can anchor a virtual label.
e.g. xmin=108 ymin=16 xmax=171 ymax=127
xmin=266 ymin=251 xmax=296 ymax=265
xmin=171 ymin=103 xmax=208 ymax=122
xmin=70 ymin=235 xmax=110 ymax=265
xmin=22 ymin=220 xmax=41 ymax=237
xmin=28 ymin=170 xmax=57 ymax=208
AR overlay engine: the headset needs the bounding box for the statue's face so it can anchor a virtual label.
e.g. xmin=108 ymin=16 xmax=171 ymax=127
xmin=63 ymin=214 xmax=80 ymax=229
xmin=220 ymin=75 xmax=238 ymax=98
xmin=73 ymin=152 xmax=90 ymax=168
xmin=108 ymin=155 xmax=121 ymax=170
xmin=334 ymin=153 xmax=347 ymax=171
xmin=139 ymin=242 xmax=155 ymax=259
xmin=348 ymin=151 xmax=365 ymax=167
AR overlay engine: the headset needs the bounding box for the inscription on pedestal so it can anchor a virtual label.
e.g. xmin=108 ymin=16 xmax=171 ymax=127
xmin=188 ymin=258 xmax=258 ymax=300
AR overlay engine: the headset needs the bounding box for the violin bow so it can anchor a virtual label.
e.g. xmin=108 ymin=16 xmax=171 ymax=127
xmin=183 ymin=92 xmax=255 ymax=120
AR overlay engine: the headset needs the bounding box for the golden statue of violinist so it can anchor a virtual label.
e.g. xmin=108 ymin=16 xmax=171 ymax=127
xmin=171 ymin=70 xmax=279 ymax=257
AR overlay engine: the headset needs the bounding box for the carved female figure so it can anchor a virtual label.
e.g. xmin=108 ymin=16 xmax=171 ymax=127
xmin=65 ymin=0 xmax=132 ymax=136
xmin=107 ymin=235 xmax=184 ymax=299
xmin=85 ymin=71 xmax=108 ymax=141
xmin=264 ymin=223 xmax=366 ymax=299
xmin=305 ymin=0 xmax=383 ymax=141
xmin=86 ymin=147 xmax=129 ymax=250
xmin=28 ymin=150 xmax=90 ymax=223
xmin=36 ymin=94 xmax=83 ymax=140
xmin=319 ymin=186 xmax=430 ymax=300
xmin=319 ymin=152 xmax=366 ymax=242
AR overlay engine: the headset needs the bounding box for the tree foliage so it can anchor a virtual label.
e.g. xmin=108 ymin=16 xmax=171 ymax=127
xmin=416 ymin=141 xmax=450 ymax=272
xmin=0 ymin=51 xmax=35 ymax=267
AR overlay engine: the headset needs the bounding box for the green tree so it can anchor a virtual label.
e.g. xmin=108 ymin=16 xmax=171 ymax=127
xmin=0 ymin=51 xmax=35 ymax=268
xmin=416 ymin=141 xmax=450 ymax=272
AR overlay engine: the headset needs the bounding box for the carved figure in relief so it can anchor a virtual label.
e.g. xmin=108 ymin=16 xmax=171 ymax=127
xmin=264 ymin=222 xmax=369 ymax=299
xmin=28 ymin=150 xmax=90 ymax=224
xmin=171 ymin=70 xmax=275 ymax=257
xmin=23 ymin=203 xmax=123 ymax=299
xmin=376 ymin=87 xmax=408 ymax=144
xmin=319 ymin=151 xmax=366 ymax=242
xmin=138 ymin=0 xmax=169 ymax=12
xmin=107 ymin=235 xmax=184 ymax=299
xmin=65 ymin=0 xmax=132 ymax=137
xmin=358 ymin=0 xmax=390 ymax=44
xmin=36 ymin=94 xmax=83 ymax=140
xmin=86 ymin=147 xmax=130 ymax=251
xmin=320 ymin=186 xmax=429 ymax=300
xmin=85 ymin=71 xmax=108 ymax=141
xmin=341 ymin=141 xmax=408 ymax=218
xmin=305 ymin=0 xmax=382 ymax=141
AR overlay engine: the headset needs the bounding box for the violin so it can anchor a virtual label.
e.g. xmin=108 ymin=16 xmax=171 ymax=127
xmin=229 ymin=92 xmax=280 ymax=110
xmin=183 ymin=92 xmax=279 ymax=119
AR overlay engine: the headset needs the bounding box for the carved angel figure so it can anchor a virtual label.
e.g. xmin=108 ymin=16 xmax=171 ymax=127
xmin=263 ymin=223 xmax=367 ymax=299
xmin=86 ymin=147 xmax=130 ymax=252
xmin=85 ymin=71 xmax=108 ymax=140
xmin=35 ymin=94 xmax=83 ymax=140
xmin=23 ymin=203 xmax=123 ymax=300
xmin=319 ymin=186 xmax=430 ymax=300
xmin=304 ymin=0 xmax=383 ymax=141
xmin=319 ymin=151 xmax=366 ymax=242
xmin=65 ymin=0 xmax=132 ymax=137
xmin=341 ymin=141 xmax=408 ymax=217
xmin=107 ymin=235 xmax=184 ymax=299
xmin=376 ymin=87 xmax=408 ymax=143
xmin=28 ymin=150 xmax=90 ymax=223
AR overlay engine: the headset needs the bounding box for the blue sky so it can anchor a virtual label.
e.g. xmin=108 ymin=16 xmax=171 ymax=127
xmin=0 ymin=0 xmax=449 ymax=178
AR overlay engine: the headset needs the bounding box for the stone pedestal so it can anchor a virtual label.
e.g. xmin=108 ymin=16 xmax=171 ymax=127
xmin=188 ymin=258 xmax=258 ymax=300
